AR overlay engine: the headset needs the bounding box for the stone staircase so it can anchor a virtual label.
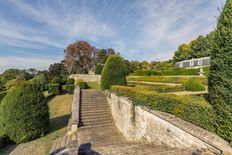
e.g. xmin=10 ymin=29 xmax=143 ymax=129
xmin=77 ymin=89 xmax=196 ymax=155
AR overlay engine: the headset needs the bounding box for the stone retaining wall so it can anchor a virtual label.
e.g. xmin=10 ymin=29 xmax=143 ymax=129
xmin=105 ymin=91 xmax=232 ymax=155
xmin=70 ymin=74 xmax=100 ymax=83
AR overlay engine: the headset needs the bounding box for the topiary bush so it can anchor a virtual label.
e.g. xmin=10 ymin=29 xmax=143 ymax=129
xmin=30 ymin=74 xmax=48 ymax=91
xmin=67 ymin=85 xmax=75 ymax=94
xmin=208 ymin=0 xmax=232 ymax=143
xmin=49 ymin=84 xmax=61 ymax=95
xmin=0 ymin=82 xmax=49 ymax=143
xmin=66 ymin=78 xmax=75 ymax=85
xmin=51 ymin=76 xmax=61 ymax=84
xmin=101 ymin=55 xmax=127 ymax=90
xmin=184 ymin=79 xmax=205 ymax=91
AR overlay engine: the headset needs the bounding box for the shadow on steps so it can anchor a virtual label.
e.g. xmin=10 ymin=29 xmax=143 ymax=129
xmin=78 ymin=143 xmax=101 ymax=155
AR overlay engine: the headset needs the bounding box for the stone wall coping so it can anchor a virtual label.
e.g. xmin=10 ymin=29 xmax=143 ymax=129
xmin=107 ymin=91 xmax=232 ymax=155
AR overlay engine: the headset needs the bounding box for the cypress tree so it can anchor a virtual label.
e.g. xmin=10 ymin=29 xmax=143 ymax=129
xmin=208 ymin=0 xmax=232 ymax=142
xmin=101 ymin=55 xmax=127 ymax=90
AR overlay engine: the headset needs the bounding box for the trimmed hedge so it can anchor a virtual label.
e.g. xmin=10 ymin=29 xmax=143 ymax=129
xmin=132 ymin=68 xmax=210 ymax=76
xmin=0 ymin=82 xmax=49 ymax=143
xmin=184 ymin=79 xmax=205 ymax=91
xmin=0 ymin=91 xmax=7 ymax=102
xmin=49 ymin=84 xmax=61 ymax=95
xmin=67 ymin=85 xmax=75 ymax=94
xmin=30 ymin=74 xmax=48 ymax=91
xmin=110 ymin=85 xmax=232 ymax=143
xmin=77 ymin=80 xmax=87 ymax=89
xmin=51 ymin=76 xmax=61 ymax=84
xmin=128 ymin=76 xmax=207 ymax=85
xmin=95 ymin=64 xmax=103 ymax=74
xmin=101 ymin=55 xmax=127 ymax=90
xmin=66 ymin=78 xmax=75 ymax=85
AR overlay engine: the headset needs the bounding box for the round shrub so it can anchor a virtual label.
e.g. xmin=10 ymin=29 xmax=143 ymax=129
xmin=0 ymin=82 xmax=50 ymax=143
xmin=101 ymin=55 xmax=127 ymax=90
xmin=66 ymin=78 xmax=75 ymax=85
xmin=95 ymin=64 xmax=103 ymax=74
xmin=51 ymin=76 xmax=61 ymax=84
xmin=184 ymin=79 xmax=205 ymax=91
xmin=30 ymin=74 xmax=47 ymax=91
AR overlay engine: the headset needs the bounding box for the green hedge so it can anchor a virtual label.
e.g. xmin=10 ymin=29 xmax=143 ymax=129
xmin=66 ymin=85 xmax=75 ymax=94
xmin=49 ymin=84 xmax=61 ymax=95
xmin=66 ymin=78 xmax=75 ymax=85
xmin=133 ymin=68 xmax=210 ymax=76
xmin=0 ymin=82 xmax=49 ymax=143
xmin=0 ymin=91 xmax=7 ymax=102
xmin=110 ymin=85 xmax=231 ymax=143
xmin=77 ymin=80 xmax=87 ymax=89
xmin=51 ymin=77 xmax=61 ymax=84
xmin=184 ymin=79 xmax=205 ymax=91
xmin=128 ymin=76 xmax=207 ymax=85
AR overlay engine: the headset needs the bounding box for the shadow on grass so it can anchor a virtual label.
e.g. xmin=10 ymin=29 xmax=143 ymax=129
xmin=49 ymin=114 xmax=70 ymax=133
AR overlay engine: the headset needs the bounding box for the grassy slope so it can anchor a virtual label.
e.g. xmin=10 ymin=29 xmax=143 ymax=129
xmin=0 ymin=94 xmax=73 ymax=155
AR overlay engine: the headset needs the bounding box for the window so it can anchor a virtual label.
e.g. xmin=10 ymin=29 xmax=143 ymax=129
xmin=179 ymin=62 xmax=183 ymax=68
xmin=190 ymin=61 xmax=194 ymax=67
xmin=198 ymin=59 xmax=202 ymax=66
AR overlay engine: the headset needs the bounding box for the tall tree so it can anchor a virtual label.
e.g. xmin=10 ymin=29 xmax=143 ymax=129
xmin=48 ymin=62 xmax=67 ymax=81
xmin=64 ymin=40 xmax=99 ymax=74
xmin=208 ymin=0 xmax=232 ymax=142
xmin=173 ymin=44 xmax=193 ymax=62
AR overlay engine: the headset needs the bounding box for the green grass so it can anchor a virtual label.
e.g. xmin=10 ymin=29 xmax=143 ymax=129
xmin=86 ymin=82 xmax=101 ymax=89
xmin=0 ymin=94 xmax=73 ymax=155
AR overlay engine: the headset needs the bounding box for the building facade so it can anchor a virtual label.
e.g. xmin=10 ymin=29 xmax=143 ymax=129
xmin=175 ymin=57 xmax=210 ymax=68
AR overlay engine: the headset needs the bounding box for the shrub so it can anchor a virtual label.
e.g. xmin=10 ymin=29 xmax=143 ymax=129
xmin=66 ymin=78 xmax=75 ymax=85
xmin=30 ymin=74 xmax=47 ymax=91
xmin=51 ymin=76 xmax=61 ymax=84
xmin=128 ymin=76 xmax=207 ymax=85
xmin=0 ymin=91 xmax=7 ymax=102
xmin=208 ymin=0 xmax=232 ymax=143
xmin=49 ymin=84 xmax=61 ymax=95
xmin=77 ymin=79 xmax=87 ymax=89
xmin=101 ymin=55 xmax=127 ymax=90
xmin=95 ymin=64 xmax=103 ymax=74
xmin=184 ymin=79 xmax=205 ymax=91
xmin=110 ymin=86 xmax=218 ymax=140
xmin=0 ymin=82 xmax=49 ymax=143
xmin=67 ymin=85 xmax=75 ymax=94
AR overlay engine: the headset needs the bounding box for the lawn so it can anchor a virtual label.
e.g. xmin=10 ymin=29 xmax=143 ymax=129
xmin=0 ymin=94 xmax=73 ymax=155
xmin=86 ymin=82 xmax=101 ymax=89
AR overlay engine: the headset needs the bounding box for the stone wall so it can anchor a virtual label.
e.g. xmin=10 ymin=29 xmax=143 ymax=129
xmin=105 ymin=92 xmax=232 ymax=155
xmin=70 ymin=74 xmax=100 ymax=83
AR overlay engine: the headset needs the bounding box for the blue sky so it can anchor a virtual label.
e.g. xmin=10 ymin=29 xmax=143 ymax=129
xmin=0 ymin=0 xmax=225 ymax=72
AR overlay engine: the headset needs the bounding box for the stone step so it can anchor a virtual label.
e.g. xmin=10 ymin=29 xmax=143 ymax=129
xmin=81 ymin=119 xmax=113 ymax=126
xmin=79 ymin=122 xmax=114 ymax=129
xmin=81 ymin=115 xmax=113 ymax=122
xmin=80 ymin=109 xmax=111 ymax=115
xmin=80 ymin=109 xmax=110 ymax=114
xmin=81 ymin=104 xmax=109 ymax=109
xmin=80 ymin=114 xmax=112 ymax=120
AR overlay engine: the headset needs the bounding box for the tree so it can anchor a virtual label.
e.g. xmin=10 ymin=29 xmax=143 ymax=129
xmin=48 ymin=62 xmax=67 ymax=81
xmin=30 ymin=74 xmax=48 ymax=91
xmin=208 ymin=0 xmax=232 ymax=142
xmin=101 ymin=55 xmax=127 ymax=90
xmin=173 ymin=44 xmax=193 ymax=63
xmin=97 ymin=48 xmax=116 ymax=64
xmin=0 ymin=82 xmax=49 ymax=143
xmin=64 ymin=40 xmax=99 ymax=74
xmin=152 ymin=60 xmax=173 ymax=71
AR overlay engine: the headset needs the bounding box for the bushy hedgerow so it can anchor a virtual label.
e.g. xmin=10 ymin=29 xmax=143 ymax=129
xmin=128 ymin=76 xmax=207 ymax=85
xmin=110 ymin=86 xmax=219 ymax=139
xmin=101 ymin=55 xmax=127 ymax=90
xmin=51 ymin=76 xmax=61 ymax=84
xmin=66 ymin=85 xmax=75 ymax=94
xmin=0 ymin=91 xmax=7 ymax=102
xmin=208 ymin=0 xmax=232 ymax=143
xmin=0 ymin=82 xmax=49 ymax=143
xmin=184 ymin=79 xmax=205 ymax=91
xmin=95 ymin=64 xmax=103 ymax=74
xmin=77 ymin=79 xmax=87 ymax=89
xmin=49 ymin=84 xmax=61 ymax=95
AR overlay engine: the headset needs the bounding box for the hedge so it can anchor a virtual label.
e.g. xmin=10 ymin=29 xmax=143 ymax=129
xmin=110 ymin=85 xmax=231 ymax=143
xmin=0 ymin=91 xmax=7 ymax=102
xmin=49 ymin=84 xmax=61 ymax=95
xmin=132 ymin=67 xmax=210 ymax=76
xmin=66 ymin=78 xmax=75 ymax=85
xmin=77 ymin=80 xmax=87 ymax=89
xmin=51 ymin=76 xmax=61 ymax=84
xmin=0 ymin=82 xmax=49 ymax=143
xmin=66 ymin=85 xmax=75 ymax=94
xmin=184 ymin=79 xmax=205 ymax=91
xmin=128 ymin=76 xmax=207 ymax=85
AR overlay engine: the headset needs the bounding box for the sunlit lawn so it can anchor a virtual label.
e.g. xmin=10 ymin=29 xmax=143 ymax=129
xmin=86 ymin=82 xmax=100 ymax=89
xmin=0 ymin=94 xmax=73 ymax=155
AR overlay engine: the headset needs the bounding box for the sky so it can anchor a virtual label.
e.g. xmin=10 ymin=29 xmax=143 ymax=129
xmin=0 ymin=0 xmax=225 ymax=73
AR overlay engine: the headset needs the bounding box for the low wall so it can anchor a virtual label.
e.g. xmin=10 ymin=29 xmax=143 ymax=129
xmin=70 ymin=74 xmax=100 ymax=83
xmin=68 ymin=86 xmax=80 ymax=135
xmin=105 ymin=92 xmax=232 ymax=155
